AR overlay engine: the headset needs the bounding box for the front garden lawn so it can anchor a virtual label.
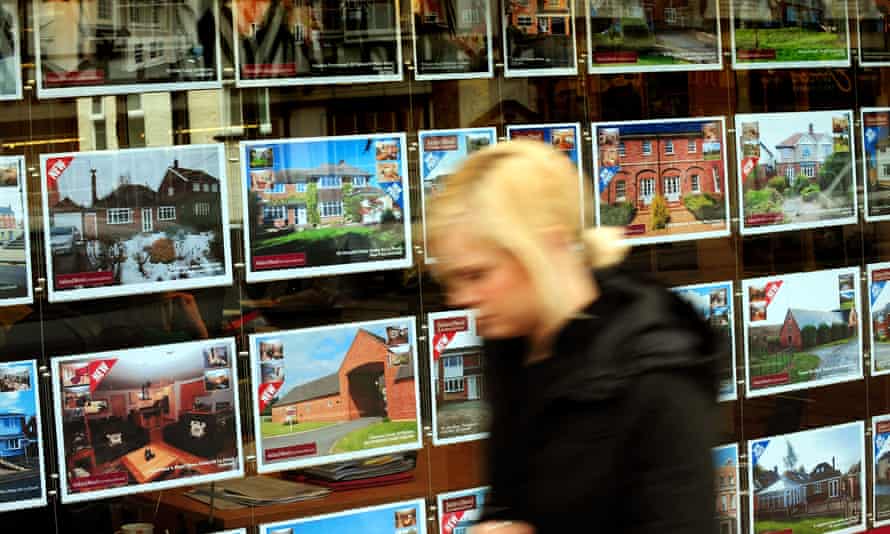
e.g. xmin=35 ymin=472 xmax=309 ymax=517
xmin=261 ymin=419 xmax=336 ymax=437
xmin=755 ymin=516 xmax=858 ymax=534
xmin=330 ymin=421 xmax=418 ymax=453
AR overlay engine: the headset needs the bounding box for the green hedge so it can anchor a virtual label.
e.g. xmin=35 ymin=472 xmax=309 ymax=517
xmin=600 ymin=201 xmax=637 ymax=227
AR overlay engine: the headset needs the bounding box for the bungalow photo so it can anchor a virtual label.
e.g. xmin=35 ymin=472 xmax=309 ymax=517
xmin=743 ymin=268 xmax=862 ymax=398
xmin=0 ymin=361 xmax=44 ymax=512
xmin=250 ymin=319 xmax=421 ymax=472
xmin=243 ymin=134 xmax=411 ymax=280
xmin=713 ymin=444 xmax=740 ymax=534
xmin=41 ymin=145 xmax=232 ymax=302
xmin=749 ymin=422 xmax=865 ymax=534
xmin=594 ymin=117 xmax=730 ymax=245
xmin=861 ymin=109 xmax=890 ymax=220
xmin=732 ymin=0 xmax=850 ymax=68
xmin=428 ymin=310 xmax=491 ymax=445
xmin=52 ymin=339 xmax=243 ymax=502
xmin=671 ymin=282 xmax=736 ymax=402
xmin=418 ymin=128 xmax=497 ymax=262
xmin=0 ymin=156 xmax=31 ymax=304
xmin=736 ymin=111 xmax=856 ymax=235
xmin=868 ymin=263 xmax=890 ymax=375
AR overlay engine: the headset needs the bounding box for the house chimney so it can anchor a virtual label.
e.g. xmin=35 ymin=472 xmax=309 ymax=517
xmin=90 ymin=168 xmax=98 ymax=207
xmin=809 ymin=123 xmax=814 ymax=135
xmin=833 ymin=456 xmax=836 ymax=469
xmin=173 ymin=160 xmax=179 ymax=169
xmin=774 ymin=466 xmax=778 ymax=474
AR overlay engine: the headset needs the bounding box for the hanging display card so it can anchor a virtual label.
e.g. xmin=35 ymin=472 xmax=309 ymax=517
xmin=855 ymin=0 xmax=890 ymax=66
xmin=713 ymin=444 xmax=741 ymax=534
xmin=241 ymin=133 xmax=412 ymax=282
xmin=0 ymin=0 xmax=21 ymax=100
xmin=867 ymin=262 xmax=890 ymax=376
xmin=0 ymin=360 xmax=46 ymax=512
xmin=0 ymin=156 xmax=33 ymax=306
xmin=249 ymin=318 xmax=422 ymax=473
xmin=742 ymin=267 xmax=863 ymax=398
xmin=860 ymin=108 xmax=890 ymax=221
xmin=436 ymin=486 xmax=489 ymax=534
xmin=412 ymin=0 xmax=493 ymax=80
xmin=260 ymin=499 xmax=427 ymax=534
xmin=51 ymin=338 xmax=244 ymax=503
xmin=593 ymin=117 xmax=730 ymax=245
xmin=502 ymin=0 xmax=577 ymax=77
xmin=40 ymin=144 xmax=233 ymax=303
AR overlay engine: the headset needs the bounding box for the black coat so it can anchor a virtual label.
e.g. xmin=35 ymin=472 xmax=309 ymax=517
xmin=480 ymin=266 xmax=721 ymax=533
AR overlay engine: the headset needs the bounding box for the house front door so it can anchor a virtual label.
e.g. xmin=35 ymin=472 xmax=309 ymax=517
xmin=664 ymin=176 xmax=681 ymax=202
xmin=466 ymin=375 xmax=480 ymax=400
xmin=639 ymin=178 xmax=655 ymax=206
xmin=297 ymin=208 xmax=307 ymax=225
xmin=141 ymin=208 xmax=153 ymax=232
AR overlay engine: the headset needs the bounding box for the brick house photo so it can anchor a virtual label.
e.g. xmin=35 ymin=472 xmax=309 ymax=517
xmin=870 ymin=265 xmax=890 ymax=374
xmin=713 ymin=445 xmax=739 ymax=534
xmin=255 ymin=320 xmax=420 ymax=470
xmin=0 ymin=156 xmax=30 ymax=302
xmin=504 ymin=0 xmax=575 ymax=71
xmin=873 ymin=417 xmax=890 ymax=524
xmin=596 ymin=118 xmax=728 ymax=242
xmin=0 ymin=361 xmax=43 ymax=511
xmin=42 ymin=145 xmax=230 ymax=301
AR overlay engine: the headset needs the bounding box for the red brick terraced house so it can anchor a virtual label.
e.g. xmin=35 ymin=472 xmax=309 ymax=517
xmin=508 ymin=0 xmax=571 ymax=36
xmin=715 ymin=456 xmax=738 ymax=534
xmin=436 ymin=334 xmax=485 ymax=403
xmin=270 ymin=329 xmax=416 ymax=424
xmin=600 ymin=123 xmax=725 ymax=212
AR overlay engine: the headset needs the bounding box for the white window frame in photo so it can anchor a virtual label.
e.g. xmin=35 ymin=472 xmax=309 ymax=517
xmin=665 ymin=140 xmax=675 ymax=155
xmin=688 ymin=139 xmax=696 ymax=153
xmin=263 ymin=205 xmax=286 ymax=220
xmin=691 ymin=174 xmax=700 ymax=193
xmin=107 ymin=208 xmax=132 ymax=225
xmin=158 ymin=206 xmax=176 ymax=221
xmin=642 ymin=140 xmax=652 ymax=155
xmin=320 ymin=201 xmax=343 ymax=217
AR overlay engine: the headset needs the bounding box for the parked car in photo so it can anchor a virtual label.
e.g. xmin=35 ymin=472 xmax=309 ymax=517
xmin=50 ymin=226 xmax=77 ymax=255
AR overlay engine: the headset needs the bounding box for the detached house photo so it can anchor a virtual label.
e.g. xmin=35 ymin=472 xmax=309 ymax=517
xmin=55 ymin=340 xmax=241 ymax=500
xmin=413 ymin=0 xmax=490 ymax=77
xmin=0 ymin=362 xmax=42 ymax=509
xmin=43 ymin=145 xmax=230 ymax=300
xmin=596 ymin=118 xmax=728 ymax=240
xmin=505 ymin=0 xmax=574 ymax=70
xmin=255 ymin=320 xmax=420 ymax=469
xmin=870 ymin=266 xmax=890 ymax=373
xmin=245 ymin=136 xmax=409 ymax=275
xmin=0 ymin=157 xmax=30 ymax=302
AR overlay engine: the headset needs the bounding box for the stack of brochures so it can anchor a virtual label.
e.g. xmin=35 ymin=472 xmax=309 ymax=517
xmin=186 ymin=476 xmax=331 ymax=509
xmin=289 ymin=452 xmax=417 ymax=490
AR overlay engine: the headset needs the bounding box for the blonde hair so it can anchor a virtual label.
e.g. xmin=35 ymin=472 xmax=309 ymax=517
xmin=427 ymin=139 xmax=629 ymax=321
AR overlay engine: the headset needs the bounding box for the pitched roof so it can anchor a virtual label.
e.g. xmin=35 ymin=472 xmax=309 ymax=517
xmin=274 ymin=163 xmax=373 ymax=182
xmin=0 ymin=206 xmax=14 ymax=216
xmin=776 ymin=132 xmax=830 ymax=148
xmin=94 ymin=183 xmax=156 ymax=208
xmin=273 ymin=372 xmax=340 ymax=407
xmin=757 ymin=472 xmax=807 ymax=495
xmin=165 ymin=166 xmax=218 ymax=184
xmin=808 ymin=461 xmax=841 ymax=482
xmin=788 ymin=309 xmax=845 ymax=329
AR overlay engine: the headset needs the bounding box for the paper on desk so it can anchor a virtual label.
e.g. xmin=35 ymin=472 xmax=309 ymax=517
xmin=186 ymin=476 xmax=331 ymax=508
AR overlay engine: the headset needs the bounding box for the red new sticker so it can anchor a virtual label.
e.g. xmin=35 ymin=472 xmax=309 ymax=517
xmin=432 ymin=332 xmax=457 ymax=361
xmin=86 ymin=359 xmax=117 ymax=393
xmin=258 ymin=381 xmax=283 ymax=413
xmin=741 ymin=156 xmax=759 ymax=182
xmin=763 ymin=281 xmax=783 ymax=308
xmin=45 ymin=156 xmax=74 ymax=191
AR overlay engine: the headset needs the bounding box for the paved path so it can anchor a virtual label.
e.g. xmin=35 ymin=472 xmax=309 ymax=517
xmin=264 ymin=416 xmax=383 ymax=456
xmin=812 ymin=339 xmax=860 ymax=380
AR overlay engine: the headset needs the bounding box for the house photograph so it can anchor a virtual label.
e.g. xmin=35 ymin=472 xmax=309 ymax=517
xmin=418 ymin=128 xmax=497 ymax=261
xmin=868 ymin=263 xmax=890 ymax=375
xmin=437 ymin=486 xmax=489 ymax=534
xmin=36 ymin=0 xmax=220 ymax=97
xmin=744 ymin=268 xmax=862 ymax=398
xmin=0 ymin=361 xmax=44 ymax=512
xmin=595 ymin=118 xmax=730 ymax=245
xmin=862 ymin=109 xmax=890 ymax=220
xmin=586 ymin=0 xmax=721 ymax=71
xmin=857 ymin=0 xmax=890 ymax=64
xmin=504 ymin=0 xmax=576 ymax=74
xmin=713 ymin=444 xmax=739 ymax=534
xmin=413 ymin=0 xmax=492 ymax=79
xmin=428 ymin=310 xmax=490 ymax=445
xmin=260 ymin=499 xmax=426 ymax=534
xmin=251 ymin=319 xmax=421 ymax=472
xmin=736 ymin=111 xmax=856 ymax=235
xmin=53 ymin=339 xmax=242 ymax=503
xmin=732 ymin=0 xmax=849 ymax=68
xmin=42 ymin=145 xmax=232 ymax=303
xmin=236 ymin=0 xmax=401 ymax=84
xmin=244 ymin=135 xmax=411 ymax=281
xmin=0 ymin=0 xmax=19 ymax=100
xmin=671 ymin=282 xmax=736 ymax=402
xmin=0 ymin=156 xmax=30 ymax=304
xmin=750 ymin=422 xmax=864 ymax=534
xmin=874 ymin=416 xmax=890 ymax=526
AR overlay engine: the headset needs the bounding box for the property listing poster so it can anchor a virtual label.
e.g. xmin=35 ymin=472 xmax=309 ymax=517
xmin=593 ymin=117 xmax=730 ymax=245
xmin=506 ymin=124 xmax=583 ymax=218
xmin=51 ymin=338 xmax=244 ymax=503
xmin=34 ymin=0 xmax=222 ymax=98
xmin=860 ymin=108 xmax=890 ymax=221
xmin=730 ymin=0 xmax=850 ymax=69
xmin=0 ymin=156 xmax=33 ymax=306
xmin=712 ymin=444 xmax=740 ymax=534
xmin=670 ymin=281 xmax=737 ymax=402
xmin=749 ymin=422 xmax=865 ymax=534
xmin=428 ymin=310 xmax=490 ymax=445
xmin=0 ymin=360 xmax=46 ymax=512
xmin=412 ymin=0 xmax=493 ymax=80
xmin=856 ymin=0 xmax=890 ymax=66
xmin=241 ymin=134 xmax=412 ymax=282
xmin=502 ymin=0 xmax=577 ymax=77
xmin=874 ymin=414 xmax=890 ymax=527
xmin=735 ymin=110 xmax=856 ymax=235
xmin=586 ymin=0 xmax=721 ymax=73
xmin=868 ymin=263 xmax=890 ymax=376
xmin=249 ymin=318 xmax=422 ymax=473
xmin=419 ymin=127 xmax=496 ymax=262
xmin=260 ymin=499 xmax=427 ymax=534
xmin=234 ymin=0 xmax=403 ymax=86
xmin=742 ymin=268 xmax=862 ymax=398
xmin=437 ymin=486 xmax=489 ymax=534
xmin=40 ymin=145 xmax=233 ymax=303
xmin=0 ymin=0 xmax=21 ymax=100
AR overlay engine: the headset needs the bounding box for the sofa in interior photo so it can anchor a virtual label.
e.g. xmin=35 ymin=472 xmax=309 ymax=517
xmin=162 ymin=411 xmax=225 ymax=459
xmin=87 ymin=415 xmax=149 ymax=465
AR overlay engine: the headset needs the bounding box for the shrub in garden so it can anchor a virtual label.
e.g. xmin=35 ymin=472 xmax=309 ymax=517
xmin=149 ymin=238 xmax=177 ymax=263
xmin=649 ymin=194 xmax=670 ymax=230
xmin=600 ymin=201 xmax=636 ymax=226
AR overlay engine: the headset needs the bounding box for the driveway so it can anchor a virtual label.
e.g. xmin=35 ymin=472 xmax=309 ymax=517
xmin=263 ymin=416 xmax=383 ymax=457
xmin=812 ymin=339 xmax=861 ymax=380
xmin=655 ymin=31 xmax=715 ymax=62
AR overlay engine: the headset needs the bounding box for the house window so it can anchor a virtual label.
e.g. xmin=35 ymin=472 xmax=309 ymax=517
xmin=296 ymin=183 xmax=307 ymax=193
xmin=445 ymin=378 xmax=464 ymax=393
xmin=94 ymin=119 xmax=107 ymax=150
xmin=618 ymin=142 xmax=626 ymax=157
xmin=91 ymin=96 xmax=103 ymax=117
xmin=829 ymin=479 xmax=839 ymax=498
xmin=642 ymin=140 xmax=652 ymax=155
xmin=665 ymin=140 xmax=674 ymax=155
xmin=98 ymin=0 xmax=111 ymax=19
xmin=211 ymin=184 xmax=218 ymax=193
xmin=320 ymin=201 xmax=343 ymax=217
xmin=319 ymin=176 xmax=341 ymax=188
xmin=804 ymin=166 xmax=816 ymax=178
xmin=883 ymin=164 xmax=890 ymax=177
xmin=272 ymin=183 xmax=285 ymax=193
xmin=550 ymin=17 xmax=566 ymax=34
xmin=517 ymin=15 xmax=533 ymax=26
xmin=193 ymin=183 xmax=200 ymax=192
xmin=134 ymin=43 xmax=144 ymax=65
xmin=721 ymin=495 xmax=727 ymax=512
xmin=202 ymin=183 xmax=210 ymax=192
xmin=107 ymin=208 xmax=132 ymax=225
xmin=352 ymin=176 xmax=367 ymax=187
xmin=665 ymin=7 xmax=677 ymax=24
xmin=168 ymin=187 xmax=175 ymax=196
xmin=158 ymin=206 xmax=176 ymax=221
xmin=712 ymin=168 xmax=721 ymax=193
xmin=688 ymin=139 xmax=696 ymax=153
xmin=615 ymin=180 xmax=626 ymax=201
xmin=263 ymin=206 xmax=286 ymax=220
xmin=194 ymin=203 xmax=210 ymax=217
xmin=691 ymin=174 xmax=700 ymax=193
xmin=150 ymin=41 xmax=162 ymax=59
xmin=786 ymin=167 xmax=795 ymax=180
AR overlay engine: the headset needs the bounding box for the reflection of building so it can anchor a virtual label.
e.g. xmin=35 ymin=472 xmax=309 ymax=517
xmin=715 ymin=456 xmax=737 ymax=534
xmin=270 ymin=329 xmax=417 ymax=424
xmin=775 ymin=124 xmax=833 ymax=186
xmin=510 ymin=0 xmax=571 ymax=36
